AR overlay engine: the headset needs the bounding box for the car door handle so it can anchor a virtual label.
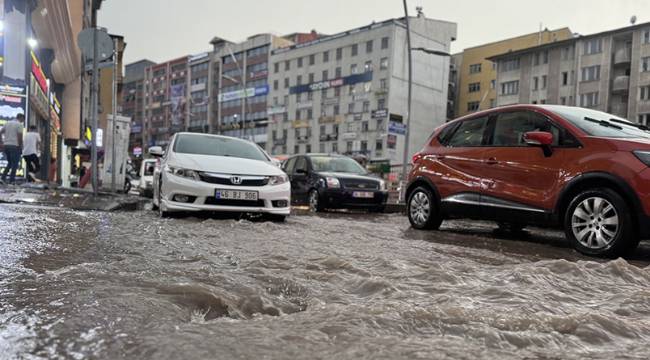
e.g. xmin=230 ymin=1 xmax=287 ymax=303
xmin=486 ymin=157 xmax=498 ymax=165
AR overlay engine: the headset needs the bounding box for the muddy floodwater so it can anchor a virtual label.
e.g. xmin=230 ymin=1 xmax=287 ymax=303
xmin=2 ymin=204 xmax=650 ymax=359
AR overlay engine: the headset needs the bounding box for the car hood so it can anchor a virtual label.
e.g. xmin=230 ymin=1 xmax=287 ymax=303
xmin=169 ymin=153 xmax=284 ymax=176
xmin=316 ymin=171 xmax=380 ymax=182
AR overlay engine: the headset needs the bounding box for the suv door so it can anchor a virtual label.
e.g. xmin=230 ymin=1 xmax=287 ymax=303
xmin=480 ymin=110 xmax=575 ymax=222
xmin=432 ymin=116 xmax=490 ymax=217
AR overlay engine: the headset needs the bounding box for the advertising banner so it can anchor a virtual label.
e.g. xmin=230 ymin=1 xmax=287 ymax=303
xmin=0 ymin=80 xmax=26 ymax=122
xmin=290 ymin=71 xmax=373 ymax=95
xmin=388 ymin=121 xmax=407 ymax=135
xmin=170 ymin=84 xmax=185 ymax=126
xmin=218 ymin=85 xmax=269 ymax=102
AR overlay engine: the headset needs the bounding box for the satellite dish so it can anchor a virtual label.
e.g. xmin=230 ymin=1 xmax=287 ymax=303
xmin=77 ymin=28 xmax=114 ymax=61
xmin=631 ymin=15 xmax=637 ymax=25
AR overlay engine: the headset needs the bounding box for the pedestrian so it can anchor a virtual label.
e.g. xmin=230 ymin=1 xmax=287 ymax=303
xmin=0 ymin=113 xmax=25 ymax=185
xmin=22 ymin=125 xmax=41 ymax=182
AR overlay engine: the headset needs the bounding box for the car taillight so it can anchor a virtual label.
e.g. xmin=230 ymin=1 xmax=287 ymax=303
xmin=411 ymin=152 xmax=423 ymax=164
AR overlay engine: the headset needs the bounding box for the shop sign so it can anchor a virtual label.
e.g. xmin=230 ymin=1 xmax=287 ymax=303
xmin=133 ymin=147 xmax=143 ymax=156
xmin=296 ymin=100 xmax=313 ymax=109
xmin=290 ymin=71 xmax=373 ymax=94
xmin=267 ymin=105 xmax=286 ymax=115
xmin=0 ymin=83 xmax=26 ymax=97
xmin=50 ymin=93 xmax=61 ymax=132
xmin=30 ymin=74 xmax=49 ymax=118
xmin=292 ymin=120 xmax=310 ymax=128
xmin=218 ymin=85 xmax=269 ymax=102
xmin=131 ymin=124 xmax=142 ymax=133
xmin=372 ymin=109 xmax=388 ymax=119
xmin=31 ymin=51 xmax=48 ymax=93
xmin=388 ymin=121 xmax=407 ymax=135
xmin=342 ymin=132 xmax=357 ymax=140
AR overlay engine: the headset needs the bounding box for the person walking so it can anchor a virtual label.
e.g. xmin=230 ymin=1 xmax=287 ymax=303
xmin=22 ymin=125 xmax=41 ymax=182
xmin=0 ymin=113 xmax=24 ymax=185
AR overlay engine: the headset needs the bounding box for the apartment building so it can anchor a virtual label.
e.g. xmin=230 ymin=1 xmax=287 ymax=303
xmin=122 ymin=59 xmax=155 ymax=154
xmin=266 ymin=15 xmax=457 ymax=169
xmin=453 ymin=28 xmax=572 ymax=118
xmin=490 ymin=22 xmax=650 ymax=124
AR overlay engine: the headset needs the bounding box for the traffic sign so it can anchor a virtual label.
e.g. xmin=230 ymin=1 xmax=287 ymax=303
xmin=77 ymin=28 xmax=114 ymax=61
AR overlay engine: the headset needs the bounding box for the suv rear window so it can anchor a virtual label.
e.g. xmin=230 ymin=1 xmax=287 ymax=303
xmin=446 ymin=117 xmax=488 ymax=147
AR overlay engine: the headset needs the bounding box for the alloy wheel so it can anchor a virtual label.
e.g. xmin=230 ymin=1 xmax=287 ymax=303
xmin=409 ymin=191 xmax=430 ymax=226
xmin=571 ymin=196 xmax=619 ymax=250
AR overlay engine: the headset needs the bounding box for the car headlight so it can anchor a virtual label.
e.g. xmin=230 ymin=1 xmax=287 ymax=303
xmin=325 ymin=177 xmax=340 ymax=188
xmin=165 ymin=165 xmax=200 ymax=181
xmin=268 ymin=174 xmax=289 ymax=185
xmin=633 ymin=151 xmax=650 ymax=166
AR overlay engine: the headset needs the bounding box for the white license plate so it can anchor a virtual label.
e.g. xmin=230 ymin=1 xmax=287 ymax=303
xmin=352 ymin=191 xmax=374 ymax=198
xmin=215 ymin=189 xmax=258 ymax=201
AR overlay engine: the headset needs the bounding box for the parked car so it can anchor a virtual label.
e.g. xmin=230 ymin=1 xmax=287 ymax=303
xmin=138 ymin=159 xmax=157 ymax=197
xmin=406 ymin=104 xmax=650 ymax=257
xmin=284 ymin=153 xmax=388 ymax=212
xmin=150 ymin=133 xmax=290 ymax=220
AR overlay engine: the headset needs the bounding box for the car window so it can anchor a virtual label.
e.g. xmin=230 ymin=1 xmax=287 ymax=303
xmin=436 ymin=122 xmax=460 ymax=145
xmin=294 ymin=157 xmax=307 ymax=173
xmin=284 ymin=157 xmax=296 ymax=173
xmin=310 ymin=156 xmax=368 ymax=175
xmin=447 ymin=117 xmax=488 ymax=147
xmin=492 ymin=111 xmax=561 ymax=147
xmin=144 ymin=162 xmax=155 ymax=176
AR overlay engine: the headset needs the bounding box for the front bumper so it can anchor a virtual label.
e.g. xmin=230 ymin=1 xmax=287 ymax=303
xmin=161 ymin=173 xmax=291 ymax=215
xmin=319 ymin=188 xmax=388 ymax=209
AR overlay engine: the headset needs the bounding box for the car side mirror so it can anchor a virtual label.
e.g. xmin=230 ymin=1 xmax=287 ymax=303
xmin=148 ymin=146 xmax=164 ymax=157
xmin=523 ymin=131 xmax=554 ymax=157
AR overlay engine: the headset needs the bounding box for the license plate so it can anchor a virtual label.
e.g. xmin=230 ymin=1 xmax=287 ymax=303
xmin=215 ymin=189 xmax=258 ymax=201
xmin=352 ymin=191 xmax=374 ymax=198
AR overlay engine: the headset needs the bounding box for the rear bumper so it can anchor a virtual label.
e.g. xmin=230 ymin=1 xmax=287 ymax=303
xmin=320 ymin=189 xmax=388 ymax=209
xmin=161 ymin=172 xmax=290 ymax=215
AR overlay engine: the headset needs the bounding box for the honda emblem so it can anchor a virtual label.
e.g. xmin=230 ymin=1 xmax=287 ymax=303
xmin=230 ymin=176 xmax=242 ymax=185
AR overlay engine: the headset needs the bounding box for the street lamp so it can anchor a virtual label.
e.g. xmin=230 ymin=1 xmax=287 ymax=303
xmin=400 ymin=0 xmax=451 ymax=202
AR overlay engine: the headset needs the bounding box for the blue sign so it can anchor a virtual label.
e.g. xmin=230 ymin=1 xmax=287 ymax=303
xmin=219 ymin=85 xmax=269 ymax=102
xmin=388 ymin=121 xmax=407 ymax=135
xmin=290 ymin=71 xmax=373 ymax=94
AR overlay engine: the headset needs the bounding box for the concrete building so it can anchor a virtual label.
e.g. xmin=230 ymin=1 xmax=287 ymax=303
xmin=122 ymin=59 xmax=155 ymax=155
xmin=266 ymin=15 xmax=457 ymax=174
xmin=490 ymin=22 xmax=650 ymax=124
xmin=453 ymin=28 xmax=573 ymax=118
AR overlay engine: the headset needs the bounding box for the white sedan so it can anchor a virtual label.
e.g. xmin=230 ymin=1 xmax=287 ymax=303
xmin=150 ymin=133 xmax=291 ymax=221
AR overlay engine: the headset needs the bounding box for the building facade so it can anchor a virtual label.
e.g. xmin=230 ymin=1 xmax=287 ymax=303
xmin=490 ymin=22 xmax=650 ymax=124
xmin=122 ymin=59 xmax=155 ymax=155
xmin=266 ymin=15 xmax=457 ymax=173
xmin=454 ymin=28 xmax=572 ymax=118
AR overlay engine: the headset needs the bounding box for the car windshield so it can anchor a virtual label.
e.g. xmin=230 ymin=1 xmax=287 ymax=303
xmin=544 ymin=106 xmax=650 ymax=139
xmin=173 ymin=134 xmax=269 ymax=161
xmin=310 ymin=156 xmax=367 ymax=175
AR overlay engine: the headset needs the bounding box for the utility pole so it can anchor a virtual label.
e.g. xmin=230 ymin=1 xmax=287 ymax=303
xmin=400 ymin=0 xmax=413 ymax=202
xmin=91 ymin=27 xmax=99 ymax=195
xmin=111 ymin=36 xmax=118 ymax=192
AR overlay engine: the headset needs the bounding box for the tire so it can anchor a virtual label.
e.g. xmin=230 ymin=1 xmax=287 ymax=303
xmin=497 ymin=222 xmax=526 ymax=232
xmin=564 ymin=188 xmax=639 ymax=257
xmin=407 ymin=186 xmax=442 ymax=230
xmin=308 ymin=189 xmax=323 ymax=213
xmin=157 ymin=181 xmax=169 ymax=218
xmin=124 ymin=180 xmax=131 ymax=194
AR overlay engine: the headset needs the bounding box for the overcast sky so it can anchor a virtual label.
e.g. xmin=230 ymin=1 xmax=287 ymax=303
xmin=100 ymin=0 xmax=650 ymax=65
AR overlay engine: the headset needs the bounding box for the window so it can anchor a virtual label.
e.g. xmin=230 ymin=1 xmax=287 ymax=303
xmin=584 ymin=38 xmax=602 ymax=55
xmin=467 ymin=101 xmax=480 ymax=112
xmin=380 ymin=79 xmax=388 ymax=90
xmin=298 ymin=57 xmax=303 ymax=68
xmin=644 ymin=29 xmax=650 ymax=44
xmin=307 ymin=109 xmax=313 ymax=119
xmin=380 ymin=57 xmax=389 ymax=70
xmin=560 ymin=96 xmax=567 ymax=105
xmin=360 ymin=141 xmax=367 ymax=152
xmin=322 ymin=70 xmax=328 ymax=81
xmin=639 ymin=113 xmax=650 ymax=126
xmin=309 ymin=73 xmax=314 ymax=83
xmin=246 ymin=45 xmax=269 ymax=57
xmin=641 ymin=85 xmax=650 ymax=101
xmin=332 ymin=142 xmax=338 ymax=153
xmin=362 ymin=121 xmax=369 ymax=132
xmin=381 ymin=37 xmax=389 ymax=49
xmin=447 ymin=117 xmax=488 ymax=147
xmin=501 ymin=58 xmax=520 ymax=72
xmin=319 ymin=143 xmax=326 ymax=153
xmin=533 ymin=77 xmax=539 ymax=90
xmin=542 ymin=51 xmax=549 ymax=64
xmin=273 ymin=80 xmax=279 ymax=91
xmin=294 ymin=145 xmax=300 ymax=156
xmin=349 ymin=85 xmax=356 ymax=95
xmin=581 ymin=65 xmax=601 ymax=82
xmin=321 ymin=88 xmax=328 ymax=99
xmin=501 ymin=81 xmax=519 ymax=95
xmin=542 ymin=75 xmax=547 ymax=89
xmin=346 ymin=141 xmax=353 ymax=152
xmin=285 ymin=60 xmax=290 ymax=71
xmin=333 ymin=105 xmax=339 ymax=115
xmin=348 ymin=103 xmax=355 ymax=113
xmin=489 ymin=99 xmax=496 ymax=108
xmin=309 ymin=54 xmax=315 ymax=65
xmin=469 ymin=63 xmax=482 ymax=74
xmin=190 ymin=62 xmax=209 ymax=73
xmin=350 ymin=64 xmax=358 ymax=74
xmin=336 ymin=48 xmax=343 ymax=60
xmin=561 ymin=46 xmax=574 ymax=61
xmin=308 ymin=92 xmax=313 ymax=101
xmin=378 ymin=98 xmax=386 ymax=109
xmin=323 ymin=51 xmax=329 ymax=63
xmin=562 ymin=72 xmax=569 ymax=86
xmin=362 ymin=101 xmax=370 ymax=112
xmin=366 ymin=40 xmax=373 ymax=53
xmin=492 ymin=112 xmax=560 ymax=147
xmin=284 ymin=78 xmax=290 ymax=88
xmin=490 ymin=80 xmax=496 ymax=89
xmin=297 ymin=75 xmax=302 ymax=85
xmin=468 ymin=82 xmax=480 ymax=93
xmin=295 ymin=110 xmax=301 ymax=120
xmin=364 ymin=60 xmax=373 ymax=72
xmin=351 ymin=44 xmax=358 ymax=56
xmin=334 ymin=87 xmax=341 ymax=97
xmin=642 ymin=57 xmax=650 ymax=72
xmin=335 ymin=67 xmax=342 ymax=78
xmin=580 ymin=92 xmax=600 ymax=107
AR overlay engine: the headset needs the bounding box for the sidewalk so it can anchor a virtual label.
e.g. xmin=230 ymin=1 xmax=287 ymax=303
xmin=0 ymin=183 xmax=149 ymax=211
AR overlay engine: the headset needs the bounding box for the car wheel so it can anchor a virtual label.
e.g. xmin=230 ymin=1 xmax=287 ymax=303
xmin=157 ymin=181 xmax=169 ymax=218
xmin=407 ymin=186 xmax=442 ymax=230
xmin=124 ymin=180 xmax=131 ymax=194
xmin=309 ymin=189 xmax=323 ymax=213
xmin=564 ymin=188 xmax=639 ymax=257
xmin=497 ymin=222 xmax=526 ymax=232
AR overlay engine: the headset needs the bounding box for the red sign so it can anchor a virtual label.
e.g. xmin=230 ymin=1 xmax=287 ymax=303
xmin=31 ymin=51 xmax=48 ymax=93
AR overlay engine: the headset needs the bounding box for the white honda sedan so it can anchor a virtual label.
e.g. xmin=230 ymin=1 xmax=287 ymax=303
xmin=150 ymin=133 xmax=290 ymax=221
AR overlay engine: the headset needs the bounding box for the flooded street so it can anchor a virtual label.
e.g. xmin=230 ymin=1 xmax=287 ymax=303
xmin=2 ymin=204 xmax=650 ymax=359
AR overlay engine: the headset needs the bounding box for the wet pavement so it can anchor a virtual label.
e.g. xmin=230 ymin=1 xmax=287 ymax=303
xmin=2 ymin=204 xmax=650 ymax=359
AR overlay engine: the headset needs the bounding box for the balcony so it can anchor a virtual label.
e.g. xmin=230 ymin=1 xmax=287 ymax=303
xmin=612 ymin=75 xmax=630 ymax=93
xmin=614 ymin=47 xmax=631 ymax=65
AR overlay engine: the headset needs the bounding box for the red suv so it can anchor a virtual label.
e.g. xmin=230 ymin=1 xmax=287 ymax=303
xmin=406 ymin=105 xmax=650 ymax=257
